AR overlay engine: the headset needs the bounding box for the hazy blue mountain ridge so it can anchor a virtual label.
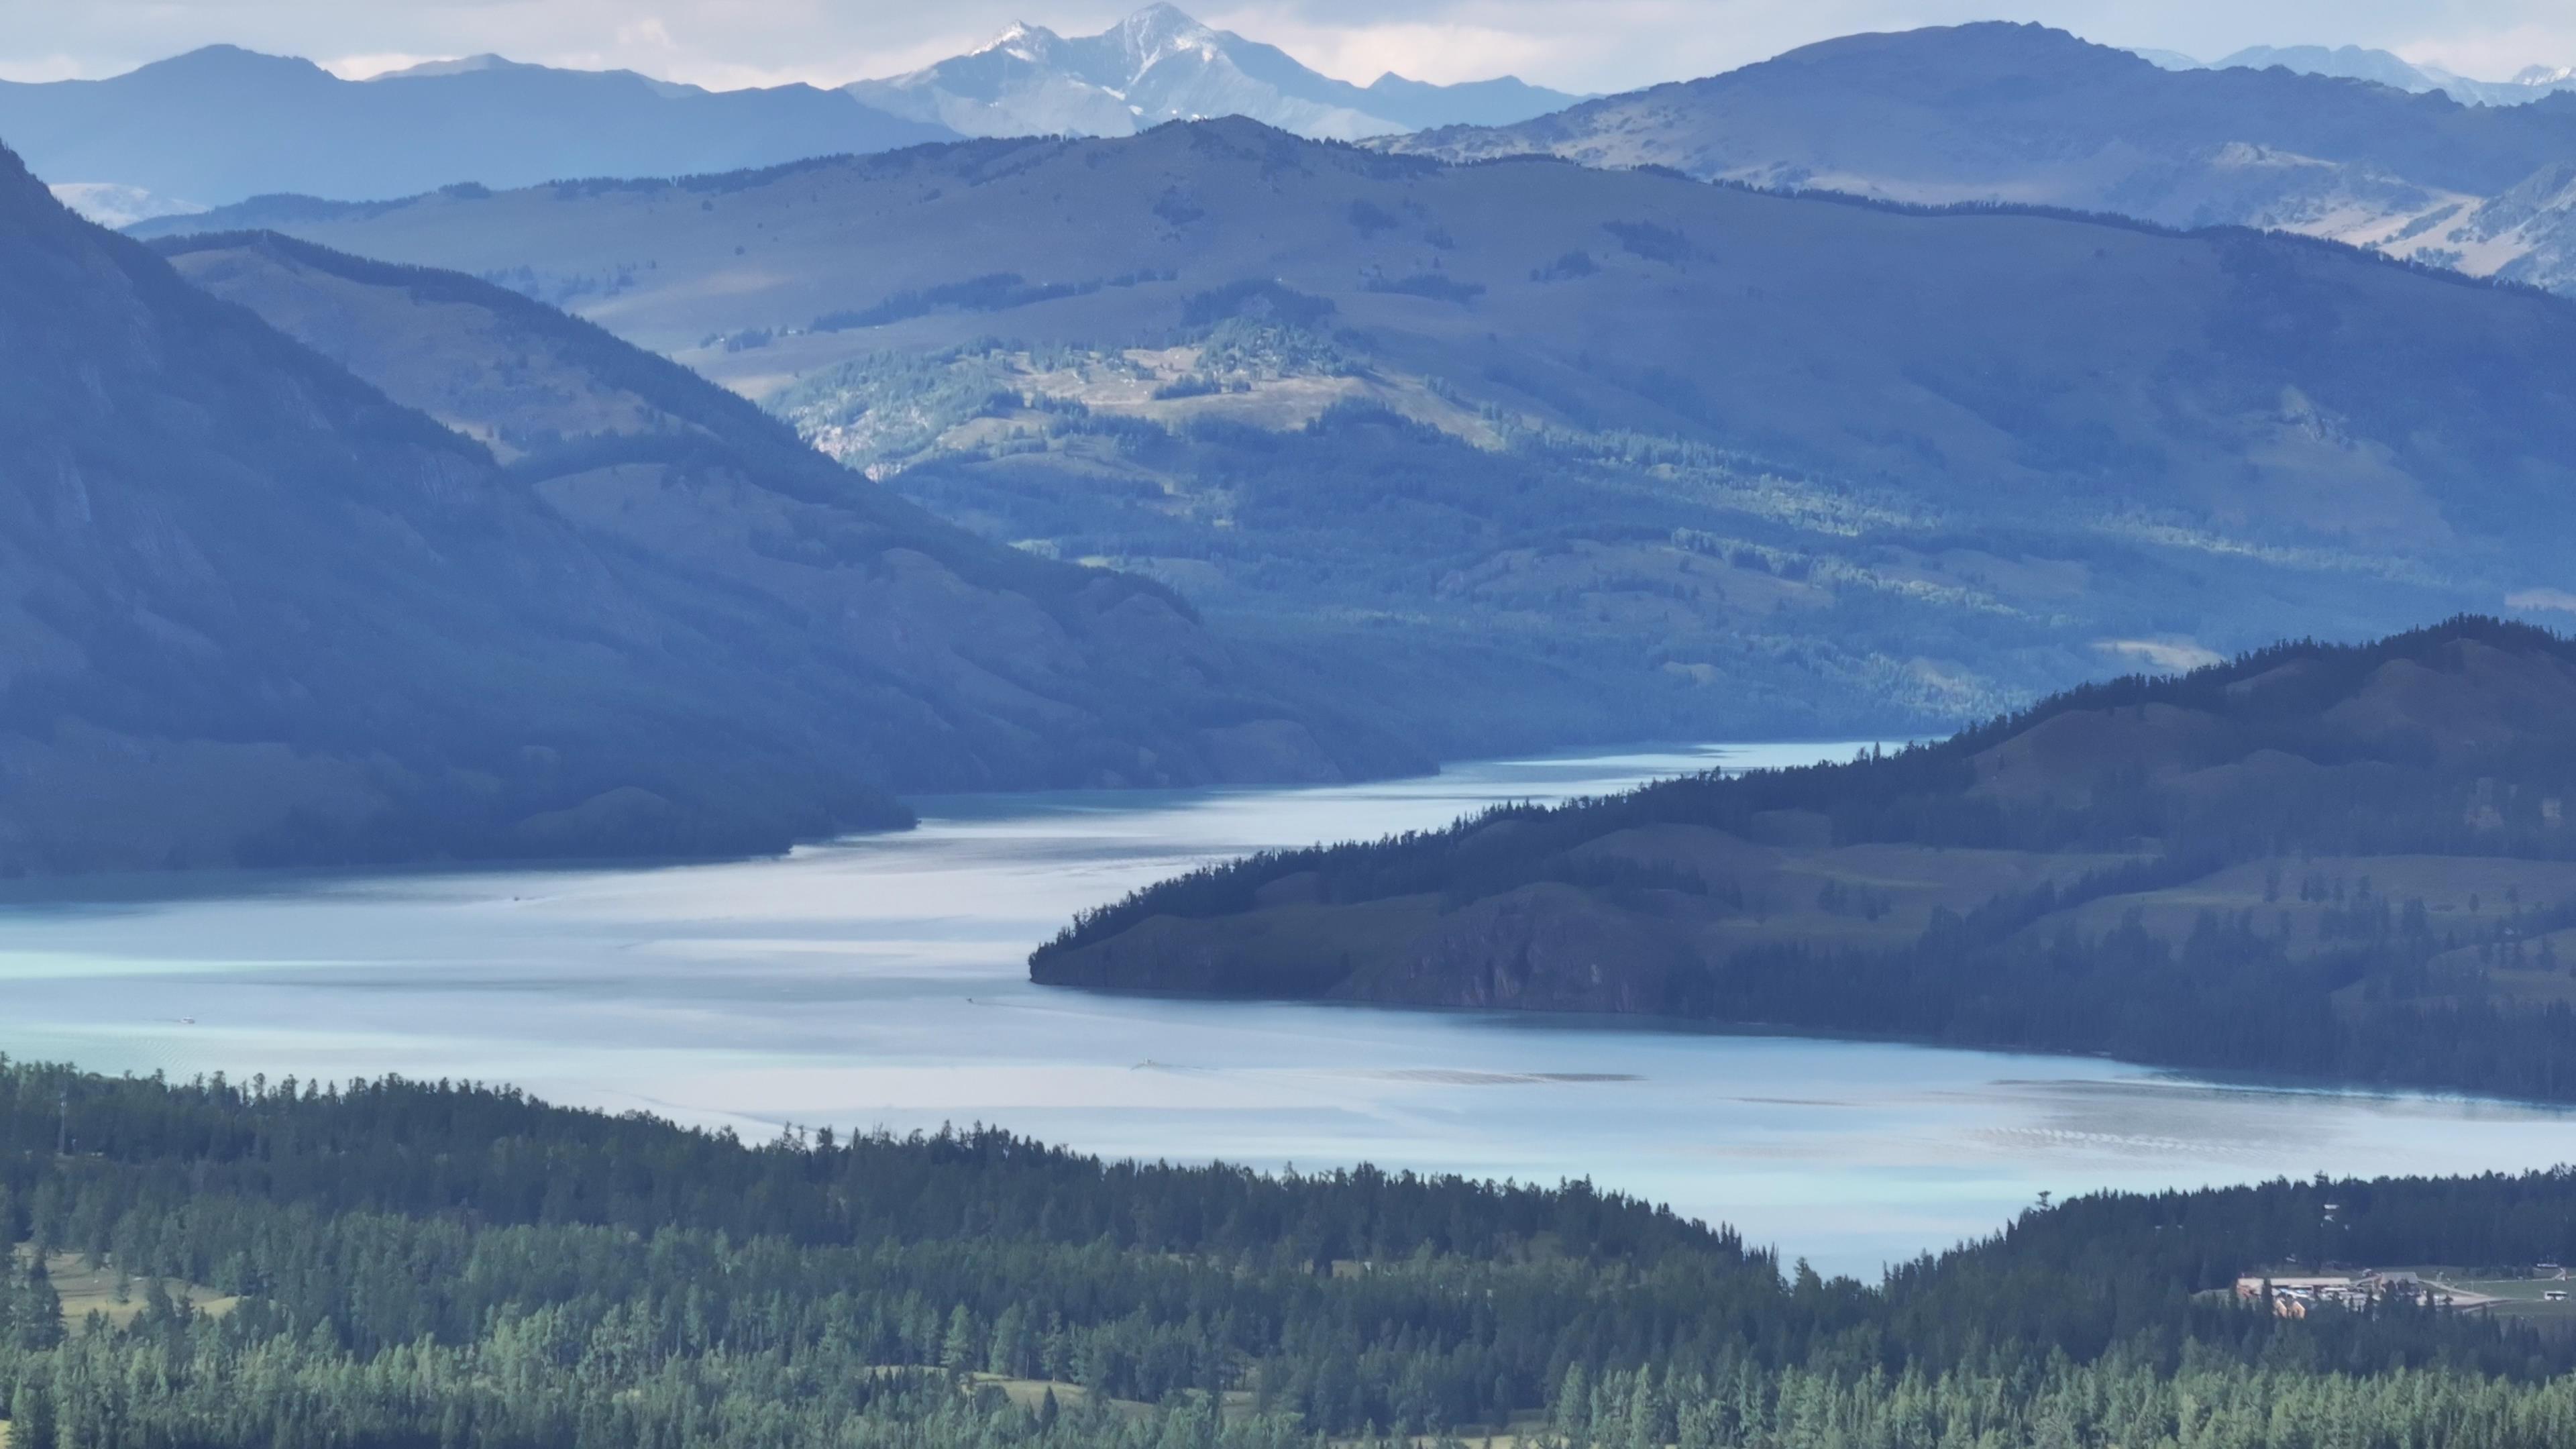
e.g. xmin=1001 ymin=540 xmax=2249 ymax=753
xmin=11 ymin=4 xmax=1574 ymax=218
xmin=2143 ymin=42 xmax=2576 ymax=107
xmin=1385 ymin=23 xmax=2576 ymax=296
xmin=0 ymin=42 xmax=955 ymax=209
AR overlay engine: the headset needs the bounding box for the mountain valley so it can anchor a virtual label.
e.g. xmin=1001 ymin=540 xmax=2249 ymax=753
xmin=20 ymin=5 xmax=2576 ymax=1446
xmin=0 ymin=149 xmax=1414 ymax=874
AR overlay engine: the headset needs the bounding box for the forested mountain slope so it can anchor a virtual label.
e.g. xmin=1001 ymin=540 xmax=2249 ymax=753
xmin=130 ymin=121 xmax=2576 ymax=749
xmin=1385 ymin=23 xmax=2576 ymax=297
xmin=0 ymin=45 xmax=952 ymax=210
xmin=9 ymin=1060 xmax=2576 ymax=1445
xmin=0 ymin=150 xmax=1407 ymax=874
xmin=1037 ymin=619 xmax=2576 ymax=1104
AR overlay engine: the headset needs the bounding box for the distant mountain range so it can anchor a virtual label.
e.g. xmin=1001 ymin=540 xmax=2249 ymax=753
xmin=2 ymin=5 xmax=1574 ymax=219
xmin=0 ymin=44 xmax=951 ymax=211
xmin=847 ymin=3 xmax=1580 ymax=142
xmin=0 ymin=136 xmax=1414 ymax=873
xmin=2139 ymin=42 xmax=2576 ymax=107
xmin=130 ymin=119 xmax=2576 ymax=753
xmin=1384 ymin=23 xmax=2576 ymax=297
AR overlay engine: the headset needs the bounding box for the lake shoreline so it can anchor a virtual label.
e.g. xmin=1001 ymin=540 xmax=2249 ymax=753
xmin=1027 ymin=981 xmax=2576 ymax=1116
xmin=8 ymin=739 xmax=2573 ymax=1279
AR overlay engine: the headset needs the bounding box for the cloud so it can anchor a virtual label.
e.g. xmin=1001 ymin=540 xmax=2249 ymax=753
xmin=316 ymin=52 xmax=454 ymax=80
xmin=2398 ymin=19 xmax=2576 ymax=78
xmin=1213 ymin=13 xmax=1566 ymax=86
xmin=2506 ymin=588 xmax=2576 ymax=615
xmin=2095 ymin=639 xmax=2224 ymax=672
xmin=0 ymin=54 xmax=97 ymax=83
xmin=5 ymin=0 xmax=2574 ymax=97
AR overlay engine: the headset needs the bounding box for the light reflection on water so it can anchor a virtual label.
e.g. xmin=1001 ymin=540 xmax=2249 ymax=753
xmin=2 ymin=740 xmax=2571 ymax=1277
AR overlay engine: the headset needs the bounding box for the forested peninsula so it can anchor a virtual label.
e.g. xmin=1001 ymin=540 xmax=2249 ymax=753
xmin=1035 ymin=618 xmax=2576 ymax=1103
xmin=11 ymin=1061 xmax=2576 ymax=1446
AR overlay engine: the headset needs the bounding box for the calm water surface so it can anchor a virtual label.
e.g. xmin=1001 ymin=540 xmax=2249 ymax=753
xmin=4 ymin=742 xmax=2572 ymax=1277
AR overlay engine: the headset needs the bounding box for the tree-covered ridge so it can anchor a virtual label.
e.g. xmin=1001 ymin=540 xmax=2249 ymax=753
xmin=10 ymin=1060 xmax=2576 ymax=1446
xmin=1040 ymin=617 xmax=2576 ymax=945
xmin=1032 ymin=619 xmax=2576 ymax=1104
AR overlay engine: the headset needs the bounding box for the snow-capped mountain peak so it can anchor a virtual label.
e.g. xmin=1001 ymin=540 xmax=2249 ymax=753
xmin=845 ymin=4 xmax=1579 ymax=142
xmin=978 ymin=21 xmax=1069 ymax=65
xmin=1117 ymin=3 xmax=1218 ymax=56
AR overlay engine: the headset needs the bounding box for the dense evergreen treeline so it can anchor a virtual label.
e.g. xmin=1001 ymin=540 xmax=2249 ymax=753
xmin=9 ymin=1061 xmax=2576 ymax=1445
xmin=1044 ymin=618 xmax=2576 ymax=951
xmin=1032 ymin=618 xmax=2576 ymax=1102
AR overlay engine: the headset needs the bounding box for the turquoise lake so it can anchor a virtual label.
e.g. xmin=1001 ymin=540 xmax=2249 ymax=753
xmin=5 ymin=741 xmax=2572 ymax=1277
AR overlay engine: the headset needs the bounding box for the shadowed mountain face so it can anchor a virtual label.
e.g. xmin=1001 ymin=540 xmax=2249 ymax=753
xmin=0 ymin=148 xmax=1413 ymax=874
xmin=129 ymin=119 xmax=2576 ymax=752
xmin=0 ymin=45 xmax=954 ymax=209
xmin=846 ymin=3 xmax=1579 ymax=142
xmin=1385 ymin=23 xmax=2576 ymax=297
xmin=1031 ymin=618 xmax=2576 ymax=1104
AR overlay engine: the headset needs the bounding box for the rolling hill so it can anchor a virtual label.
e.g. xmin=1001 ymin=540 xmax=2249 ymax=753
xmin=1033 ymin=617 xmax=2576 ymax=1104
xmin=0 ymin=44 xmax=953 ymax=211
xmin=127 ymin=119 xmax=2576 ymax=751
xmin=0 ymin=146 xmax=1411 ymax=874
xmin=1385 ymin=23 xmax=2576 ymax=297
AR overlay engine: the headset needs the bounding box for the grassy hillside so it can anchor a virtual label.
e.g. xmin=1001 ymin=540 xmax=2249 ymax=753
xmin=1034 ymin=618 xmax=2576 ymax=1104
xmin=0 ymin=148 xmax=1411 ymax=875
xmin=132 ymin=120 xmax=2576 ymax=748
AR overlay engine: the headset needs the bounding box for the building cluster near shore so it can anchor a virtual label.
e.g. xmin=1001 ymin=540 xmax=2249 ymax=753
xmin=2235 ymin=1270 xmax=2538 ymax=1318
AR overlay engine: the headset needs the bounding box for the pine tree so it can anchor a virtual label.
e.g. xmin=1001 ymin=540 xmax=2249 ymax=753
xmin=943 ymin=1303 xmax=980 ymax=1373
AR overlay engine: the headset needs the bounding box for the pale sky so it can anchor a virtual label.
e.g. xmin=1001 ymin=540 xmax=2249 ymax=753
xmin=1 ymin=0 xmax=2567 ymax=95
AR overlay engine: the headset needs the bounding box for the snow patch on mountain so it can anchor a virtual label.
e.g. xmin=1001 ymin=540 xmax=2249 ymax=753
xmin=846 ymin=3 xmax=1576 ymax=141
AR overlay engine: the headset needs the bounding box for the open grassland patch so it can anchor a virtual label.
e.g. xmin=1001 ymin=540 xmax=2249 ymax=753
xmin=15 ymin=1246 xmax=238 ymax=1332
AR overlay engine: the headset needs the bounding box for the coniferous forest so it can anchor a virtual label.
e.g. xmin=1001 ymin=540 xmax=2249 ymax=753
xmin=7 ymin=1059 xmax=2576 ymax=1447
xmin=1033 ymin=619 xmax=2576 ymax=1106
